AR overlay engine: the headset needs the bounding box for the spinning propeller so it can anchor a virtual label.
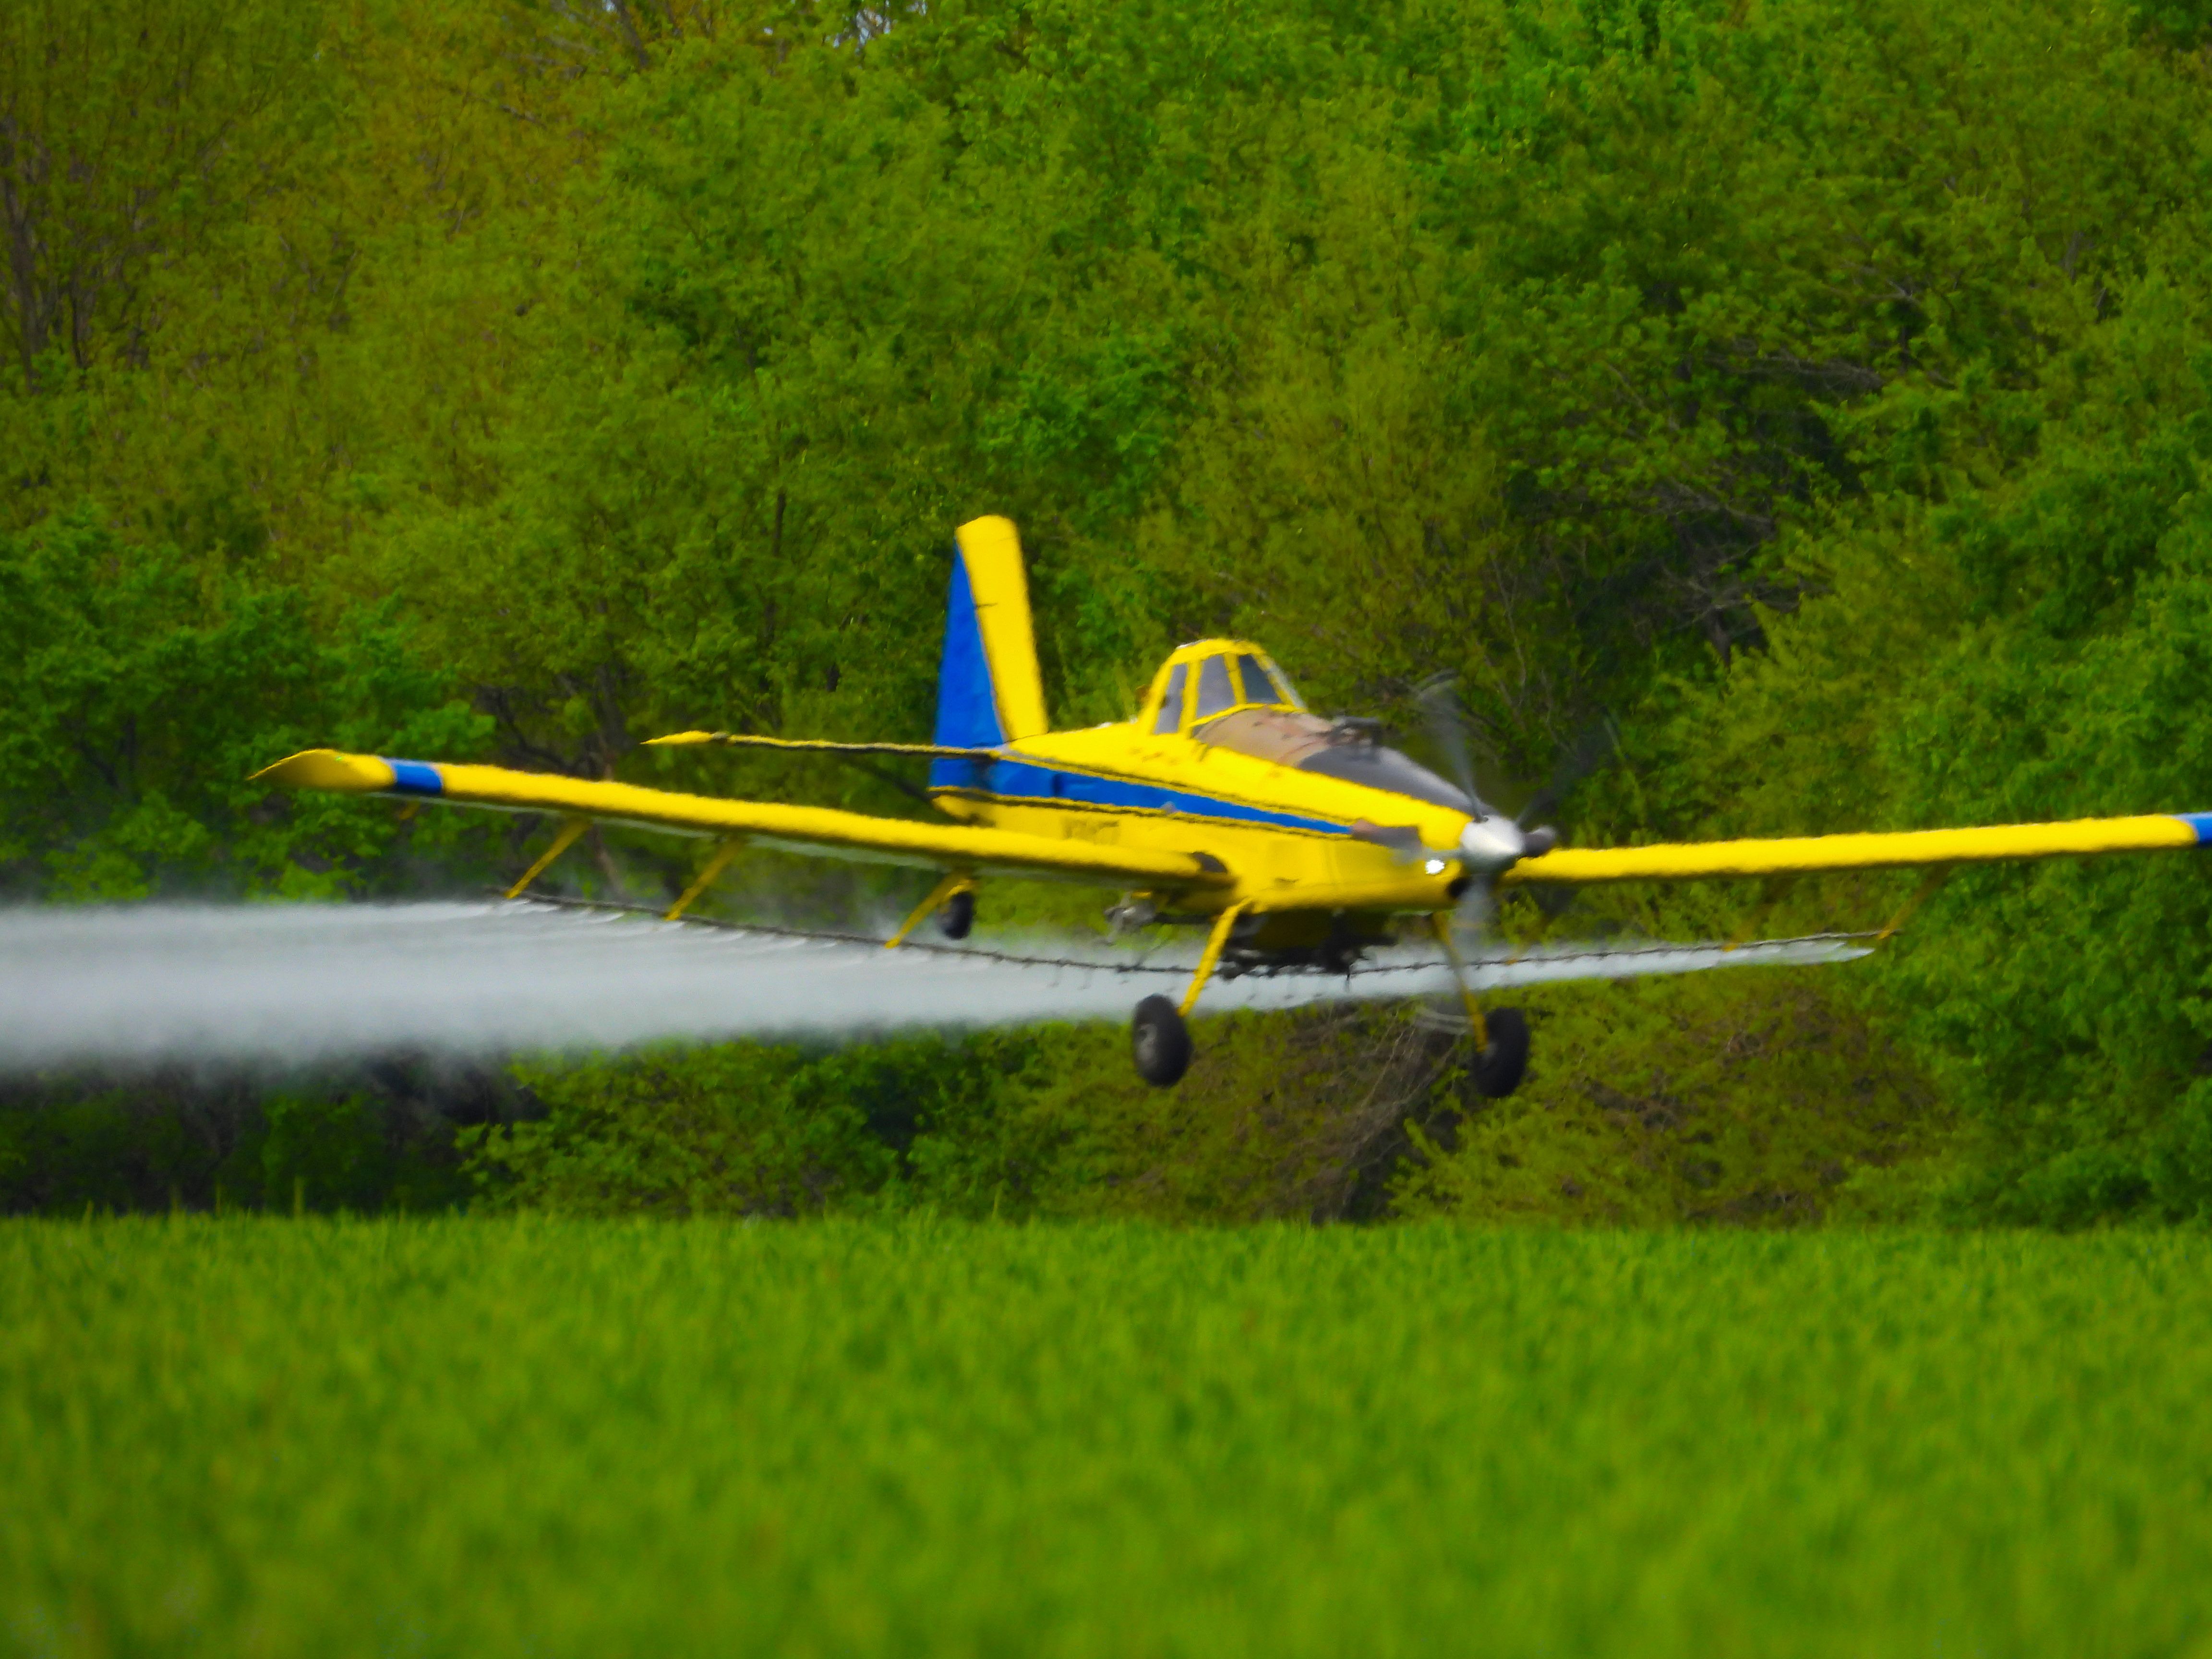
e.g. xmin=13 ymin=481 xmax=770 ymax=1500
xmin=1411 ymin=675 xmax=1560 ymax=898
xmin=1404 ymin=676 xmax=1614 ymax=1093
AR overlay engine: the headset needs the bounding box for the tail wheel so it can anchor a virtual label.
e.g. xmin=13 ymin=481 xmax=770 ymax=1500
xmin=1131 ymin=995 xmax=1192 ymax=1087
xmin=1471 ymin=1007 xmax=1529 ymax=1098
xmin=938 ymin=890 xmax=975 ymax=940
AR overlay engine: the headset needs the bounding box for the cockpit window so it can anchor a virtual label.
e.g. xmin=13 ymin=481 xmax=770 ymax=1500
xmin=1234 ymin=653 xmax=1285 ymax=708
xmin=1153 ymin=662 xmax=1188 ymax=734
xmin=1192 ymin=655 xmax=1239 ymax=722
xmin=1297 ymin=739 xmax=1475 ymax=813
xmin=1185 ymin=699 xmax=1479 ymax=812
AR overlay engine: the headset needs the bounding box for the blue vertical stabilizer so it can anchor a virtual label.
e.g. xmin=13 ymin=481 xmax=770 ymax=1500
xmin=930 ymin=517 xmax=1046 ymax=791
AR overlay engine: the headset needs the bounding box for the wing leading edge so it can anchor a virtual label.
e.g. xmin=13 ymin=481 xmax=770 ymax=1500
xmin=256 ymin=751 xmax=2212 ymax=899
xmin=1503 ymin=813 xmax=2212 ymax=885
xmin=251 ymin=750 xmax=1232 ymax=890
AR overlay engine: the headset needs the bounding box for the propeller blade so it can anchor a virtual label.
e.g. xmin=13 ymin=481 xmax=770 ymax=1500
xmin=1421 ymin=864 xmax=1499 ymax=1034
xmin=1414 ymin=672 xmax=1482 ymax=811
xmin=1350 ymin=818 xmax=1430 ymax=862
xmin=1517 ymin=713 xmax=1619 ymax=829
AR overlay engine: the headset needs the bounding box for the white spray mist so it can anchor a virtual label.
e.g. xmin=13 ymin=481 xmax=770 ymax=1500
xmin=0 ymin=902 xmax=1866 ymax=1072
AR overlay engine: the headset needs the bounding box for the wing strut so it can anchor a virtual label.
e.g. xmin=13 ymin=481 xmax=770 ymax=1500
xmin=506 ymin=816 xmax=590 ymax=899
xmin=1877 ymin=865 xmax=1953 ymax=942
xmin=667 ymin=839 xmax=744 ymax=922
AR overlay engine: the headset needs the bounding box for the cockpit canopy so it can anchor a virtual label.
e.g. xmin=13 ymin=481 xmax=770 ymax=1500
xmin=1146 ymin=641 xmax=1303 ymax=733
xmin=1140 ymin=641 xmax=1478 ymax=815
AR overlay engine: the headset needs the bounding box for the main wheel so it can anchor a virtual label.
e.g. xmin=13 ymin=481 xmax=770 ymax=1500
xmin=1131 ymin=994 xmax=1193 ymax=1087
xmin=939 ymin=890 xmax=975 ymax=940
xmin=1470 ymin=1007 xmax=1529 ymax=1098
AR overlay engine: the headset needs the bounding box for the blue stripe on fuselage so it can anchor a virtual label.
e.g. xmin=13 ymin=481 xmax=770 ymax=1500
xmin=929 ymin=757 xmax=1347 ymax=836
xmin=385 ymin=760 xmax=444 ymax=796
xmin=2177 ymin=813 xmax=2212 ymax=846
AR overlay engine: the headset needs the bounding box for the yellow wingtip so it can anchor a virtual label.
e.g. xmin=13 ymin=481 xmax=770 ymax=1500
xmin=645 ymin=731 xmax=718 ymax=747
xmin=249 ymin=749 xmax=397 ymax=793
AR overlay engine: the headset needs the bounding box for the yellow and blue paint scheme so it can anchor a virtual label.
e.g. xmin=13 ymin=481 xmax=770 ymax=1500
xmin=929 ymin=661 xmax=1465 ymax=915
xmin=250 ymin=747 xmax=1236 ymax=892
xmin=248 ymin=511 xmax=2212 ymax=1077
xmin=931 ymin=514 xmax=1049 ymax=746
xmin=253 ymin=514 xmax=2212 ymax=937
xmin=919 ymin=521 xmax=1463 ymax=916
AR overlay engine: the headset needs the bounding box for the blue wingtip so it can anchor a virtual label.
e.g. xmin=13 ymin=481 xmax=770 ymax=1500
xmin=2173 ymin=813 xmax=2212 ymax=846
xmin=385 ymin=759 xmax=445 ymax=796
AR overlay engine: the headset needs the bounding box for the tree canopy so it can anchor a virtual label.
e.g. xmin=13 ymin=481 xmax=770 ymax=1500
xmin=8 ymin=0 xmax=2212 ymax=1223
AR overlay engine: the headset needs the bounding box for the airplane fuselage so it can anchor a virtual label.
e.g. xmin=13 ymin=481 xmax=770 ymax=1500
xmin=926 ymin=634 xmax=1481 ymax=925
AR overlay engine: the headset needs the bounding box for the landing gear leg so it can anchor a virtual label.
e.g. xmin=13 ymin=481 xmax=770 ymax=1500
xmin=887 ymin=872 xmax=975 ymax=949
xmin=1430 ymin=911 xmax=1530 ymax=1098
xmin=1129 ymin=901 xmax=1250 ymax=1088
xmin=1180 ymin=902 xmax=1249 ymax=1018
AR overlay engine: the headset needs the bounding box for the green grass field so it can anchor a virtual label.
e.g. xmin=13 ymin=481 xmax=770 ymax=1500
xmin=4 ymin=1221 xmax=2209 ymax=1658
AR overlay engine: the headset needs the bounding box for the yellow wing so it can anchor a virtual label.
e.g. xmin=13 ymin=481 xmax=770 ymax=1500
xmin=1502 ymin=814 xmax=2212 ymax=885
xmin=252 ymin=750 xmax=1231 ymax=890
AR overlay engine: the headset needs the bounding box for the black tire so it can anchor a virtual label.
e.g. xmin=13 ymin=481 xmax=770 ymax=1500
xmin=1470 ymin=1007 xmax=1529 ymax=1098
xmin=1131 ymin=994 xmax=1193 ymax=1087
xmin=939 ymin=890 xmax=976 ymax=940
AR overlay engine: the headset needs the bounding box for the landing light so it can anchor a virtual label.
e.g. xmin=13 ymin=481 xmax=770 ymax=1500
xmin=1424 ymin=858 xmax=1448 ymax=876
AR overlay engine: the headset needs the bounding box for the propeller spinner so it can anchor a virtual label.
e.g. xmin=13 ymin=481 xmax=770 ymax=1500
xmin=1413 ymin=675 xmax=1559 ymax=878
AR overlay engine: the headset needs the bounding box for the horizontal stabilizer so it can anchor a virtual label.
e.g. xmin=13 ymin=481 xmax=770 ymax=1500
xmin=647 ymin=732 xmax=1001 ymax=759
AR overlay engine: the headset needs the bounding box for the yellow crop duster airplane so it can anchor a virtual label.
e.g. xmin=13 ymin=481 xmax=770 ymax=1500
xmin=256 ymin=516 xmax=2212 ymax=1092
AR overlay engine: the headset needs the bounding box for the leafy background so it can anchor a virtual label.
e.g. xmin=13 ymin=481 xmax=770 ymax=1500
xmin=7 ymin=0 xmax=2212 ymax=1225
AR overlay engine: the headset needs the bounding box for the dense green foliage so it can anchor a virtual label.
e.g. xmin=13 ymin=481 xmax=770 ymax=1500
xmin=6 ymin=1218 xmax=2211 ymax=1655
xmin=8 ymin=0 xmax=2212 ymax=1220
xmin=466 ymin=1007 xmax=1495 ymax=1222
xmin=3 ymin=983 xmax=1942 ymax=1226
xmin=0 ymin=517 xmax=494 ymax=900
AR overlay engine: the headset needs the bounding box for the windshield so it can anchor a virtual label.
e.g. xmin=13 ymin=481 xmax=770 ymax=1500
xmin=1235 ymin=653 xmax=1286 ymax=708
xmin=1192 ymin=655 xmax=1238 ymax=722
xmin=1153 ymin=646 xmax=1307 ymax=736
xmin=1152 ymin=662 xmax=1188 ymax=734
xmin=1189 ymin=705 xmax=1479 ymax=814
xmin=1297 ymin=740 xmax=1474 ymax=814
